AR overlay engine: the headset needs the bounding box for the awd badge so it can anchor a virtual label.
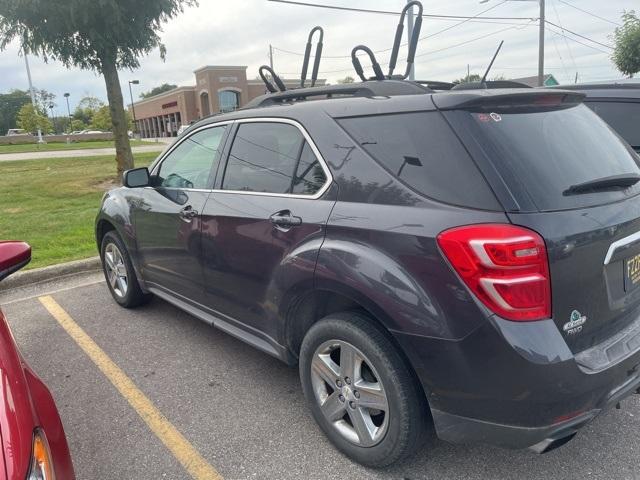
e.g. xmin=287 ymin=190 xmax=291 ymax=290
xmin=563 ymin=310 xmax=587 ymax=335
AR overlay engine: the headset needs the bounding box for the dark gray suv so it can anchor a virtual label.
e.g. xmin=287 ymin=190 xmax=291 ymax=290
xmin=96 ymin=81 xmax=640 ymax=467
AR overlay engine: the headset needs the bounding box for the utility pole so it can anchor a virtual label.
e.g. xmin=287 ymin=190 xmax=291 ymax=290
xmin=23 ymin=49 xmax=44 ymax=143
xmin=406 ymin=0 xmax=415 ymax=80
xmin=269 ymin=44 xmax=274 ymax=70
xmin=538 ymin=0 xmax=545 ymax=87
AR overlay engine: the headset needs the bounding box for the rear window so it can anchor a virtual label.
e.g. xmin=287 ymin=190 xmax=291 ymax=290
xmin=585 ymin=100 xmax=640 ymax=149
xmin=338 ymin=112 xmax=500 ymax=209
xmin=464 ymin=104 xmax=640 ymax=211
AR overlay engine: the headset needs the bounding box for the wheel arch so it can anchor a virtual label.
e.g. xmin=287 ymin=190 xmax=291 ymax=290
xmin=281 ymin=282 xmax=430 ymax=402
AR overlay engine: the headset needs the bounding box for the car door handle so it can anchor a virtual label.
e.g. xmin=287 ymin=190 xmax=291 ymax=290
xmin=179 ymin=205 xmax=199 ymax=220
xmin=270 ymin=210 xmax=302 ymax=228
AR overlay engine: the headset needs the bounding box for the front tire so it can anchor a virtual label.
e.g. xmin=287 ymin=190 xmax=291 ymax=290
xmin=100 ymin=231 xmax=150 ymax=308
xmin=299 ymin=312 xmax=427 ymax=467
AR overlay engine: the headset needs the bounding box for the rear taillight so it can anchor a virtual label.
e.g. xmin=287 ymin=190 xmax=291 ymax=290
xmin=437 ymin=224 xmax=551 ymax=321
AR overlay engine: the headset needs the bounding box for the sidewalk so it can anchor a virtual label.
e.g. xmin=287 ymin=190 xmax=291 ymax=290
xmin=0 ymin=144 xmax=167 ymax=162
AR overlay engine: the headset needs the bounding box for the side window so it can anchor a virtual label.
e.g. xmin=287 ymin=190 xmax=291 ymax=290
xmin=157 ymin=126 xmax=226 ymax=189
xmin=291 ymin=143 xmax=327 ymax=195
xmin=223 ymin=122 xmax=327 ymax=195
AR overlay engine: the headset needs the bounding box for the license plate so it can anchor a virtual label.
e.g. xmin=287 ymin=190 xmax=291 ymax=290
xmin=625 ymin=253 xmax=640 ymax=292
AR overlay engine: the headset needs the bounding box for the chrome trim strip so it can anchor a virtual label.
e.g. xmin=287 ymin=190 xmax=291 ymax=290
xmin=150 ymin=117 xmax=333 ymax=200
xmin=604 ymin=230 xmax=640 ymax=265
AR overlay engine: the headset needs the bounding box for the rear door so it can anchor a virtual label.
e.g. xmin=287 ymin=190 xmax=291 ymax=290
xmin=446 ymin=100 xmax=640 ymax=353
xmin=200 ymin=119 xmax=335 ymax=334
xmin=135 ymin=124 xmax=229 ymax=302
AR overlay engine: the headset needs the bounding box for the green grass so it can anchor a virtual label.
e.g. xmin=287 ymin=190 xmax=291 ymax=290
xmin=0 ymin=140 xmax=150 ymax=155
xmin=0 ymin=152 xmax=157 ymax=269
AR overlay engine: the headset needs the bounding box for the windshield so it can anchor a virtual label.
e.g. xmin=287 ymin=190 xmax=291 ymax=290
xmin=464 ymin=104 xmax=640 ymax=211
xmin=585 ymin=100 xmax=640 ymax=149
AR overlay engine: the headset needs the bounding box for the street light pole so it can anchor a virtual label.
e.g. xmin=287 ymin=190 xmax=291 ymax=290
xmin=63 ymin=93 xmax=71 ymax=133
xmin=128 ymin=80 xmax=139 ymax=136
xmin=22 ymin=49 xmax=44 ymax=143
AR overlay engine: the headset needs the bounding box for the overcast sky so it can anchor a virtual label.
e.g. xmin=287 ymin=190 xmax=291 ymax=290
xmin=0 ymin=0 xmax=634 ymax=113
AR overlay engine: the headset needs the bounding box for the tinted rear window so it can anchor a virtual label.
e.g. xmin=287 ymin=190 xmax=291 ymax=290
xmin=338 ymin=112 xmax=500 ymax=209
xmin=585 ymin=100 xmax=640 ymax=149
xmin=465 ymin=104 xmax=640 ymax=211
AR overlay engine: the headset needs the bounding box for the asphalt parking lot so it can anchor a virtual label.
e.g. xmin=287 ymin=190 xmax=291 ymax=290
xmin=2 ymin=272 xmax=640 ymax=480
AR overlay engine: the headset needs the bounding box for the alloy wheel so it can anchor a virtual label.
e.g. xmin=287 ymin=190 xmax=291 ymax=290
xmin=104 ymin=243 xmax=128 ymax=298
xmin=310 ymin=340 xmax=389 ymax=447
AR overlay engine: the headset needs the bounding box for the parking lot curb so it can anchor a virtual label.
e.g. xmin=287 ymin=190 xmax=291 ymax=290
xmin=0 ymin=256 xmax=102 ymax=291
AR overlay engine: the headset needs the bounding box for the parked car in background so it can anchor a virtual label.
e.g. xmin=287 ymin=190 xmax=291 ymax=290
xmin=0 ymin=242 xmax=75 ymax=479
xmin=96 ymin=81 xmax=640 ymax=467
xmin=6 ymin=128 xmax=31 ymax=136
xmin=550 ymin=82 xmax=640 ymax=153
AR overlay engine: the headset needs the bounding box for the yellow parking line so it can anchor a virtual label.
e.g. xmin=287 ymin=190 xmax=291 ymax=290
xmin=38 ymin=295 xmax=222 ymax=480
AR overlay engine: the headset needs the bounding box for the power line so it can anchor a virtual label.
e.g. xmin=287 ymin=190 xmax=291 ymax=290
xmin=267 ymin=0 xmax=535 ymax=21
xmin=278 ymin=20 xmax=536 ymax=77
xmin=545 ymin=20 xmax=613 ymax=50
xmin=556 ymin=0 xmax=621 ymax=27
xmin=550 ymin=0 xmax=576 ymax=81
xmin=272 ymin=1 xmax=523 ymax=60
xmin=545 ymin=25 xmax=610 ymax=54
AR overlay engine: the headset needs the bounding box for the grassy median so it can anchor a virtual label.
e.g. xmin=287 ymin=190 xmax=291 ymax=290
xmin=0 ymin=139 xmax=151 ymax=155
xmin=0 ymin=152 xmax=157 ymax=269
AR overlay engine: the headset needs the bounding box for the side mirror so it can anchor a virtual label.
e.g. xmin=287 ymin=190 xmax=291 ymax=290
xmin=123 ymin=167 xmax=150 ymax=188
xmin=0 ymin=241 xmax=31 ymax=282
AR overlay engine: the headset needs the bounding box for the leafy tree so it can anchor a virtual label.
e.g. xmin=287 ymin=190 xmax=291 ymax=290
xmin=612 ymin=11 xmax=640 ymax=78
xmin=337 ymin=76 xmax=355 ymax=84
xmin=140 ymin=83 xmax=178 ymax=99
xmin=91 ymin=105 xmax=133 ymax=132
xmin=90 ymin=105 xmax=112 ymax=131
xmin=0 ymin=0 xmax=197 ymax=179
xmin=73 ymin=95 xmax=105 ymax=125
xmin=35 ymin=88 xmax=55 ymax=113
xmin=16 ymin=103 xmax=51 ymax=134
xmin=452 ymin=73 xmax=482 ymax=85
xmin=69 ymin=119 xmax=88 ymax=132
xmin=0 ymin=89 xmax=30 ymax=134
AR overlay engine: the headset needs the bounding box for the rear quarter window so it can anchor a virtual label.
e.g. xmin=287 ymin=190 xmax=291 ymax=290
xmin=337 ymin=111 xmax=500 ymax=210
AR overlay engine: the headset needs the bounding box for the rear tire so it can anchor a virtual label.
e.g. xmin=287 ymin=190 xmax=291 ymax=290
xmin=100 ymin=231 xmax=151 ymax=308
xmin=299 ymin=311 xmax=427 ymax=467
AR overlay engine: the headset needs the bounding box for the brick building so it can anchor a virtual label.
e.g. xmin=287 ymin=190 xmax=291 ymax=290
xmin=130 ymin=65 xmax=325 ymax=138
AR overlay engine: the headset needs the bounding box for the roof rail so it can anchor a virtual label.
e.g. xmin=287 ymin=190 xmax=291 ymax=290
xmin=244 ymin=80 xmax=431 ymax=109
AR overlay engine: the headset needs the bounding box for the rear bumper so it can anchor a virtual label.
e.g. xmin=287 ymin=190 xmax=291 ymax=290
xmin=392 ymin=315 xmax=640 ymax=451
xmin=431 ymin=369 xmax=640 ymax=452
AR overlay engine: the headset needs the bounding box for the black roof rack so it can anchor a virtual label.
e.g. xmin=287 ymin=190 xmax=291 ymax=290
xmin=244 ymin=80 xmax=431 ymax=109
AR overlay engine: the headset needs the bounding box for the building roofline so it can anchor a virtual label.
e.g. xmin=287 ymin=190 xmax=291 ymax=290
xmin=194 ymin=65 xmax=248 ymax=74
xmin=131 ymin=86 xmax=196 ymax=107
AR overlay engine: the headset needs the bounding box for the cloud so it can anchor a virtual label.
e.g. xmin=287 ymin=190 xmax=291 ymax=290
xmin=0 ymin=0 xmax=631 ymax=110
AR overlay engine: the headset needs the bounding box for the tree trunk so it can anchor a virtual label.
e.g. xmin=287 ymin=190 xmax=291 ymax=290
xmin=101 ymin=55 xmax=134 ymax=182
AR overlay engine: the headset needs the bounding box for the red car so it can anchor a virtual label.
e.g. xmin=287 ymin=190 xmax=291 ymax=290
xmin=0 ymin=242 xmax=75 ymax=479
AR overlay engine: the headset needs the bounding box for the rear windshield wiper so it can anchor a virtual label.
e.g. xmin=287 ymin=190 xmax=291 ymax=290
xmin=563 ymin=173 xmax=640 ymax=196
